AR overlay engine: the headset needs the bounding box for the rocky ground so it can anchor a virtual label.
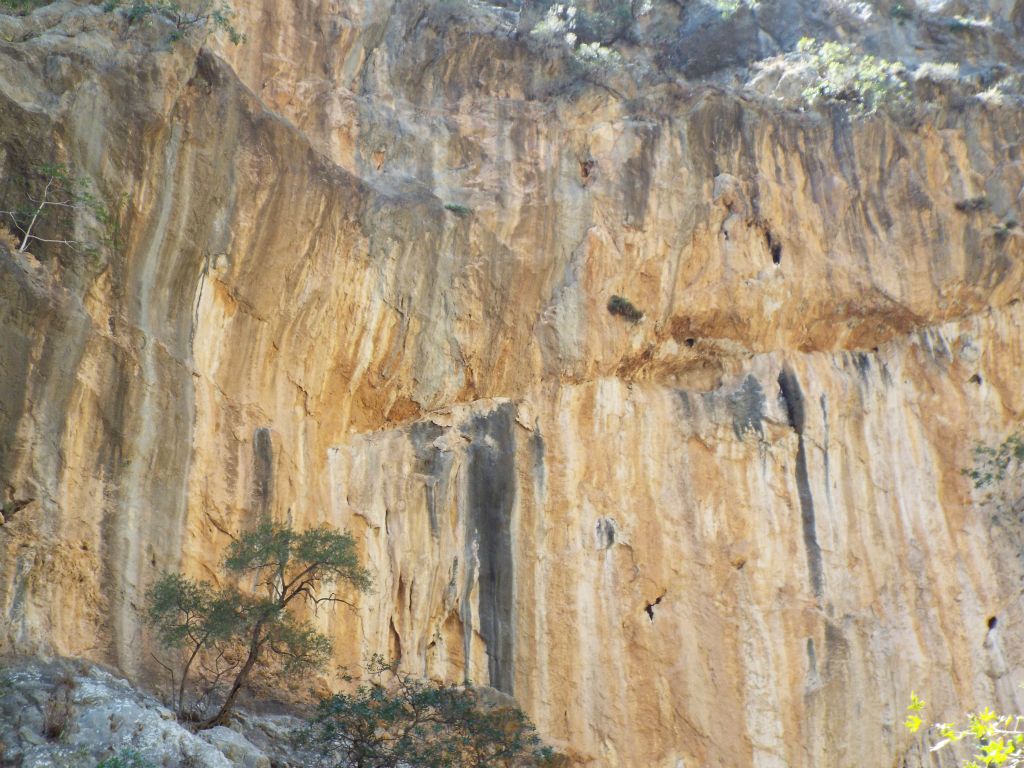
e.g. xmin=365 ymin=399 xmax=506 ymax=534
xmin=0 ymin=659 xmax=306 ymax=768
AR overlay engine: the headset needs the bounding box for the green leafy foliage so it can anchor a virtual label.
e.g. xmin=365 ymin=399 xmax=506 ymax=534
xmin=797 ymin=38 xmax=910 ymax=115
xmin=95 ymin=750 xmax=155 ymax=768
xmin=0 ymin=163 xmax=113 ymax=256
xmin=103 ymin=0 xmax=244 ymax=44
xmin=965 ymin=432 xmax=1024 ymax=490
xmin=905 ymin=695 xmax=1024 ymax=766
xmin=444 ymin=203 xmax=472 ymax=217
xmin=607 ymin=294 xmax=643 ymax=323
xmin=145 ymin=517 xmax=371 ymax=729
xmin=304 ymin=655 xmax=559 ymax=768
xmin=0 ymin=0 xmax=51 ymax=14
xmin=530 ymin=2 xmax=628 ymax=67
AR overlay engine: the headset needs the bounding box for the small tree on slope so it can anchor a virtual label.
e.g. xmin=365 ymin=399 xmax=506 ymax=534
xmin=146 ymin=516 xmax=371 ymax=729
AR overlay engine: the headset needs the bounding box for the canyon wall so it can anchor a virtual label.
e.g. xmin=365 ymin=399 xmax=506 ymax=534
xmin=1 ymin=0 xmax=1023 ymax=764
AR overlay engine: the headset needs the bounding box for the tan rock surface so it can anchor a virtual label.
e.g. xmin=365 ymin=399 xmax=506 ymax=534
xmin=0 ymin=1 xmax=1023 ymax=765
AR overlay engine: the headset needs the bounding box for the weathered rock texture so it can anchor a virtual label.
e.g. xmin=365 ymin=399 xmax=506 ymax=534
xmin=0 ymin=659 xmax=301 ymax=767
xmin=1 ymin=0 xmax=1023 ymax=765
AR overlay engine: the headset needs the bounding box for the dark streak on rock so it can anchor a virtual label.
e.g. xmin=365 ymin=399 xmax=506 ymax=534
xmin=778 ymin=368 xmax=824 ymax=598
xmin=729 ymin=374 xmax=766 ymax=440
xmin=252 ymin=427 xmax=273 ymax=519
xmin=465 ymin=403 xmax=517 ymax=694
xmin=410 ymin=421 xmax=447 ymax=537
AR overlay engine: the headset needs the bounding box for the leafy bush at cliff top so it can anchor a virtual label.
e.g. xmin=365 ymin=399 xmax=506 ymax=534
xmin=103 ymin=0 xmax=244 ymax=44
xmin=797 ymin=37 xmax=910 ymax=115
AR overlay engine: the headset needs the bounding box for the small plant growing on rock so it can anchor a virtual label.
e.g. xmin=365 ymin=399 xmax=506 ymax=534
xmin=304 ymin=655 xmax=559 ymax=768
xmin=0 ymin=0 xmax=51 ymax=13
xmin=444 ymin=202 xmax=472 ymax=217
xmin=607 ymin=294 xmax=643 ymax=323
xmin=530 ymin=2 xmax=627 ymax=68
xmin=965 ymin=431 xmax=1024 ymax=492
xmin=146 ymin=516 xmax=371 ymax=729
xmin=905 ymin=692 xmax=1024 ymax=766
xmin=0 ymin=163 xmax=110 ymax=255
xmin=797 ymin=38 xmax=909 ymax=115
xmin=95 ymin=750 xmax=155 ymax=768
xmin=104 ymin=0 xmax=244 ymax=44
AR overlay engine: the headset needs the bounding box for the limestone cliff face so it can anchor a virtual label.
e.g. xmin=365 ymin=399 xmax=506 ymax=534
xmin=1 ymin=0 xmax=1023 ymax=765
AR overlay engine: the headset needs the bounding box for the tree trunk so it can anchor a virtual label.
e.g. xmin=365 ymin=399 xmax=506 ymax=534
xmin=196 ymin=623 xmax=264 ymax=730
xmin=177 ymin=638 xmax=206 ymax=719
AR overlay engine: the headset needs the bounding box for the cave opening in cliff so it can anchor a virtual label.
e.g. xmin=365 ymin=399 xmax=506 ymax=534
xmin=988 ymin=616 xmax=998 ymax=630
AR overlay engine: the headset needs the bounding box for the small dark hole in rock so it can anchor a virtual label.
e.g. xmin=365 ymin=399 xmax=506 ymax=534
xmin=969 ymin=373 xmax=983 ymax=385
xmin=764 ymin=229 xmax=782 ymax=265
xmin=988 ymin=616 xmax=998 ymax=630
xmin=684 ymin=338 xmax=696 ymax=348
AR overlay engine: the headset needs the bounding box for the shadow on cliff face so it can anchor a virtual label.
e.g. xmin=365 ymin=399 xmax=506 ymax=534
xmin=778 ymin=366 xmax=825 ymax=599
xmin=463 ymin=403 xmax=517 ymax=694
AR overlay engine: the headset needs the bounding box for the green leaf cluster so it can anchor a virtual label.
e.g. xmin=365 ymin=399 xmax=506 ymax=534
xmin=304 ymin=655 xmax=559 ymax=768
xmin=797 ymin=37 xmax=910 ymax=116
xmin=95 ymin=750 xmax=154 ymax=768
xmin=103 ymin=0 xmax=244 ymax=44
xmin=0 ymin=163 xmax=114 ymax=257
xmin=145 ymin=516 xmax=371 ymax=728
xmin=0 ymin=0 xmax=51 ymax=14
xmin=905 ymin=695 xmax=1024 ymax=766
xmin=607 ymin=294 xmax=643 ymax=323
xmin=530 ymin=1 xmax=632 ymax=64
xmin=965 ymin=432 xmax=1024 ymax=489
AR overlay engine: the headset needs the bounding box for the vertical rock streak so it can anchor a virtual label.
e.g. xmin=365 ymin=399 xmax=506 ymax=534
xmin=465 ymin=405 xmax=516 ymax=694
xmin=778 ymin=367 xmax=825 ymax=599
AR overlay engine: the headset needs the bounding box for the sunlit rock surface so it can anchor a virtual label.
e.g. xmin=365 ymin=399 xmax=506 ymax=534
xmin=1 ymin=0 xmax=1023 ymax=765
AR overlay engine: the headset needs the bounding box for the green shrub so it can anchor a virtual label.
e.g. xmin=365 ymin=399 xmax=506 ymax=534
xmin=0 ymin=162 xmax=112 ymax=256
xmin=905 ymin=693 xmax=1024 ymax=766
xmin=444 ymin=202 xmax=472 ymax=216
xmin=529 ymin=1 xmax=629 ymax=65
xmin=304 ymin=655 xmax=559 ymax=768
xmin=964 ymin=431 xmax=1024 ymax=490
xmin=146 ymin=517 xmax=371 ymax=729
xmin=104 ymin=0 xmax=244 ymax=44
xmin=797 ymin=37 xmax=910 ymax=115
xmin=96 ymin=751 xmax=154 ymax=768
xmin=607 ymin=295 xmax=643 ymax=323
xmin=0 ymin=0 xmax=51 ymax=13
